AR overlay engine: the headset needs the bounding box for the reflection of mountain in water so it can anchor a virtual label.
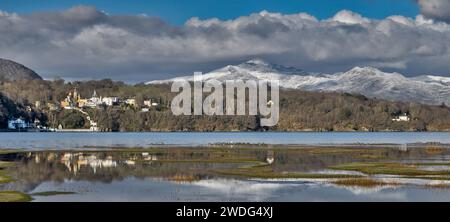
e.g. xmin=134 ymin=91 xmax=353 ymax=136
xmin=191 ymin=179 xmax=301 ymax=202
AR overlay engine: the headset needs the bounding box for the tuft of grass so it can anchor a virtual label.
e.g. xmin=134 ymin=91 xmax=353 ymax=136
xmin=30 ymin=191 xmax=77 ymax=196
xmin=416 ymin=162 xmax=450 ymax=166
xmin=167 ymin=174 xmax=199 ymax=183
xmin=0 ymin=150 xmax=15 ymax=155
xmin=307 ymin=148 xmax=379 ymax=155
xmin=329 ymin=162 xmax=450 ymax=177
xmin=0 ymin=162 xmax=15 ymax=184
xmin=403 ymin=176 xmax=450 ymax=181
xmin=333 ymin=178 xmax=398 ymax=187
xmin=0 ymin=191 xmax=33 ymax=202
xmin=153 ymin=158 xmax=264 ymax=164
xmin=0 ymin=161 xmax=15 ymax=168
xmin=0 ymin=172 xmax=13 ymax=184
xmin=424 ymin=183 xmax=450 ymax=189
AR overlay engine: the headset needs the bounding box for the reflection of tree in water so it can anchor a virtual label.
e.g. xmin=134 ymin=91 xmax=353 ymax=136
xmin=2 ymin=147 xmax=450 ymax=193
xmin=1 ymin=151 xmax=223 ymax=193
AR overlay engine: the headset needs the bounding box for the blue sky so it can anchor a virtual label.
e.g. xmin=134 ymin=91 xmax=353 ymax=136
xmin=0 ymin=0 xmax=420 ymax=24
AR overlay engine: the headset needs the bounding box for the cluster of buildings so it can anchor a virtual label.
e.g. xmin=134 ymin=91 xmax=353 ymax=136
xmin=60 ymin=88 xmax=159 ymax=111
xmin=55 ymin=152 xmax=158 ymax=174
xmin=7 ymin=118 xmax=53 ymax=131
xmin=7 ymin=117 xmax=32 ymax=130
xmin=392 ymin=113 xmax=410 ymax=122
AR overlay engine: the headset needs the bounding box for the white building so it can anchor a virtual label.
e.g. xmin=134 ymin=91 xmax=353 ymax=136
xmin=392 ymin=113 xmax=410 ymax=122
xmin=89 ymin=121 xmax=99 ymax=132
xmin=8 ymin=118 xmax=29 ymax=129
xmin=144 ymin=100 xmax=159 ymax=107
xmin=143 ymin=100 xmax=152 ymax=107
xmin=266 ymin=150 xmax=275 ymax=165
xmin=102 ymin=97 xmax=119 ymax=106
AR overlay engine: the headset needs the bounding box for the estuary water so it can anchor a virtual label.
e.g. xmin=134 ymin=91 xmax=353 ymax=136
xmin=26 ymin=178 xmax=450 ymax=202
xmin=1 ymin=148 xmax=450 ymax=202
xmin=1 ymin=132 xmax=450 ymax=150
xmin=2 ymin=132 xmax=450 ymax=202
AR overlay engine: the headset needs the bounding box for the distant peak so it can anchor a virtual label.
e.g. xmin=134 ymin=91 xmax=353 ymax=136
xmin=243 ymin=58 xmax=270 ymax=66
xmin=234 ymin=58 xmax=306 ymax=75
xmin=348 ymin=66 xmax=382 ymax=73
xmin=344 ymin=66 xmax=407 ymax=79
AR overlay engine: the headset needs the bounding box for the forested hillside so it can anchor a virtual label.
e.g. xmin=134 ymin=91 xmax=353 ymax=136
xmin=1 ymin=79 xmax=450 ymax=131
xmin=0 ymin=92 xmax=34 ymax=128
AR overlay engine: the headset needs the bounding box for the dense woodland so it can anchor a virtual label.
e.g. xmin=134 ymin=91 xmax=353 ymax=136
xmin=0 ymin=92 xmax=46 ymax=129
xmin=1 ymin=78 xmax=450 ymax=131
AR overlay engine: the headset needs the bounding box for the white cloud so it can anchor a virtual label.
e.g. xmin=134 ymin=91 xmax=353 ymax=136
xmin=418 ymin=0 xmax=450 ymax=22
xmin=328 ymin=10 xmax=370 ymax=24
xmin=1 ymin=6 xmax=450 ymax=81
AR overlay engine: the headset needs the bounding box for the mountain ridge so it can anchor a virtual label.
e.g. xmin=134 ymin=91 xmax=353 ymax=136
xmin=147 ymin=59 xmax=450 ymax=106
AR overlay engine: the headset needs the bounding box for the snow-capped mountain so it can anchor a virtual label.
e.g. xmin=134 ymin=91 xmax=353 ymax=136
xmin=147 ymin=59 xmax=450 ymax=106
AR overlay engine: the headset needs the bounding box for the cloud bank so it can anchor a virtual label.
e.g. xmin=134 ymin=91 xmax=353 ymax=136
xmin=1 ymin=5 xmax=450 ymax=81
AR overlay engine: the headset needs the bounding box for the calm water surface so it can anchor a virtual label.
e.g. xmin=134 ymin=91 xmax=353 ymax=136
xmin=2 ymin=147 xmax=450 ymax=202
xmin=27 ymin=178 xmax=450 ymax=202
xmin=1 ymin=132 xmax=450 ymax=150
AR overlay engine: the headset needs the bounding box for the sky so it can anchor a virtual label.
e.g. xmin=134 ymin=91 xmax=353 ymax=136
xmin=1 ymin=0 xmax=450 ymax=82
xmin=0 ymin=0 xmax=420 ymax=24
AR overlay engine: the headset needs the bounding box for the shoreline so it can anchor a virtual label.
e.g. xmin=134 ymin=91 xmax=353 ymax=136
xmin=0 ymin=142 xmax=448 ymax=153
xmin=3 ymin=129 xmax=450 ymax=133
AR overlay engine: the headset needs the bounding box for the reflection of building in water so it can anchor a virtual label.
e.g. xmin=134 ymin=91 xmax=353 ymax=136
xmin=426 ymin=144 xmax=444 ymax=155
xmin=34 ymin=154 xmax=40 ymax=163
xmin=266 ymin=150 xmax=275 ymax=164
xmin=142 ymin=152 xmax=158 ymax=161
xmin=125 ymin=160 xmax=135 ymax=165
xmin=398 ymin=144 xmax=408 ymax=152
xmin=46 ymin=153 xmax=57 ymax=161
xmin=59 ymin=153 xmax=118 ymax=174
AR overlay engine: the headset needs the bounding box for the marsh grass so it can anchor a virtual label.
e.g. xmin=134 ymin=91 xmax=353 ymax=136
xmin=329 ymin=162 xmax=450 ymax=177
xmin=306 ymin=148 xmax=385 ymax=154
xmin=0 ymin=191 xmax=32 ymax=202
xmin=333 ymin=178 xmax=399 ymax=187
xmin=167 ymin=174 xmax=200 ymax=183
xmin=417 ymin=162 xmax=450 ymax=166
xmin=30 ymin=191 xmax=77 ymax=196
xmin=0 ymin=161 xmax=15 ymax=184
xmin=0 ymin=161 xmax=14 ymax=168
xmin=0 ymin=171 xmax=13 ymax=184
xmin=423 ymin=183 xmax=450 ymax=189
xmin=152 ymin=158 xmax=264 ymax=164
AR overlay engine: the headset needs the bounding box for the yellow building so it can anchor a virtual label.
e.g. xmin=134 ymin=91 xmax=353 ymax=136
xmin=77 ymin=99 xmax=88 ymax=108
xmin=60 ymin=100 xmax=71 ymax=108
xmin=125 ymin=98 xmax=136 ymax=107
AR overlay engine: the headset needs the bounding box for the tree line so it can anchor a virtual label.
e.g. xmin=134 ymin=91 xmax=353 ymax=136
xmin=1 ymin=79 xmax=450 ymax=131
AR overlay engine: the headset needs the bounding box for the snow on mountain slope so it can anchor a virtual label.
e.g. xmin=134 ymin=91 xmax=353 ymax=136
xmin=411 ymin=75 xmax=450 ymax=86
xmin=147 ymin=59 xmax=450 ymax=106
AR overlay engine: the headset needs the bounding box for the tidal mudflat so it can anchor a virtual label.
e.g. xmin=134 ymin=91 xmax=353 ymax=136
xmin=3 ymin=145 xmax=450 ymax=202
